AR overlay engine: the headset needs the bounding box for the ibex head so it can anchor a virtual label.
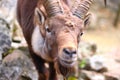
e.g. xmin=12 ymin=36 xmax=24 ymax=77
xmin=32 ymin=0 xmax=93 ymax=77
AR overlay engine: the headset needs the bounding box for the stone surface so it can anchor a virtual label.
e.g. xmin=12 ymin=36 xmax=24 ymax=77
xmin=0 ymin=50 xmax=38 ymax=80
xmin=102 ymin=48 xmax=120 ymax=80
xmin=0 ymin=18 xmax=11 ymax=60
xmin=78 ymin=41 xmax=97 ymax=60
xmin=79 ymin=48 xmax=120 ymax=80
xmin=88 ymin=55 xmax=106 ymax=71
xmin=79 ymin=70 xmax=120 ymax=80
xmin=80 ymin=70 xmax=106 ymax=80
xmin=0 ymin=0 xmax=17 ymax=23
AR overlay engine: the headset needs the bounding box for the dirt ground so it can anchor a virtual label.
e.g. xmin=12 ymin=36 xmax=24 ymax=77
xmin=82 ymin=27 xmax=120 ymax=53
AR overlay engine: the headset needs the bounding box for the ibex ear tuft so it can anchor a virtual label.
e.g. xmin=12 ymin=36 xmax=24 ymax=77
xmin=84 ymin=13 xmax=91 ymax=27
xmin=34 ymin=8 xmax=45 ymax=25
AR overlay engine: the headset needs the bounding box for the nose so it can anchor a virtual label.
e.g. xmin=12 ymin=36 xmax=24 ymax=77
xmin=63 ymin=48 xmax=77 ymax=57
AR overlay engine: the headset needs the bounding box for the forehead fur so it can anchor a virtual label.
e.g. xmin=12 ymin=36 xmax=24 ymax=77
xmin=48 ymin=14 xmax=84 ymax=28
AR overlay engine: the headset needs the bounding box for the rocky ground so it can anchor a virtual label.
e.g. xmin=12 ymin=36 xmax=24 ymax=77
xmin=0 ymin=0 xmax=120 ymax=80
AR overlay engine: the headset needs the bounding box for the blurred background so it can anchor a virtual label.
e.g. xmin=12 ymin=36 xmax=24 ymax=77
xmin=0 ymin=0 xmax=120 ymax=80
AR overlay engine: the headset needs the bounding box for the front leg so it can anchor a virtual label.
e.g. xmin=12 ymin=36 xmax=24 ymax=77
xmin=49 ymin=62 xmax=58 ymax=80
xmin=30 ymin=49 xmax=49 ymax=80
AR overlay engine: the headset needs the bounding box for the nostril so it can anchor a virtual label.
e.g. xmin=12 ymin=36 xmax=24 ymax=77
xmin=63 ymin=48 xmax=77 ymax=55
xmin=63 ymin=48 xmax=70 ymax=55
xmin=72 ymin=51 xmax=77 ymax=54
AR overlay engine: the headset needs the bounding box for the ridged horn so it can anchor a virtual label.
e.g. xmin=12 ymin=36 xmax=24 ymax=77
xmin=44 ymin=0 xmax=63 ymax=17
xmin=73 ymin=0 xmax=93 ymax=20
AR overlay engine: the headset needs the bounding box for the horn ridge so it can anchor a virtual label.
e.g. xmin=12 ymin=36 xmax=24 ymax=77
xmin=73 ymin=0 xmax=93 ymax=19
xmin=44 ymin=0 xmax=63 ymax=17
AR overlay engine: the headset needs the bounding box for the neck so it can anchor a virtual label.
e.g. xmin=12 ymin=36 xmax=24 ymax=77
xmin=17 ymin=0 xmax=39 ymax=45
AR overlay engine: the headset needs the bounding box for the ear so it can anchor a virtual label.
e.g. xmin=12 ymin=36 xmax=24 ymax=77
xmin=84 ymin=14 xmax=91 ymax=27
xmin=34 ymin=8 xmax=45 ymax=25
xmin=34 ymin=8 xmax=46 ymax=37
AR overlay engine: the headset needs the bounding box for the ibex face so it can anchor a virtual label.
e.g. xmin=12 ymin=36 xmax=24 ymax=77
xmin=31 ymin=0 xmax=93 ymax=77
xmin=45 ymin=14 xmax=83 ymax=66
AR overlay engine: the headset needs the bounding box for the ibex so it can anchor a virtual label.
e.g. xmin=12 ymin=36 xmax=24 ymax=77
xmin=17 ymin=0 xmax=93 ymax=80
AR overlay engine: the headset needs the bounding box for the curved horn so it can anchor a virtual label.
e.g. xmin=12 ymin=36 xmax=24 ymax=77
xmin=44 ymin=0 xmax=63 ymax=17
xmin=73 ymin=0 xmax=93 ymax=19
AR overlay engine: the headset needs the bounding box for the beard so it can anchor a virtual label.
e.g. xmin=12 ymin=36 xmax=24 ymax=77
xmin=54 ymin=58 xmax=76 ymax=77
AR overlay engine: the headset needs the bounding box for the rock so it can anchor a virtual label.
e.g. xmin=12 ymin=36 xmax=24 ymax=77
xmin=79 ymin=70 xmax=119 ymax=80
xmin=88 ymin=55 xmax=107 ymax=72
xmin=79 ymin=48 xmax=120 ymax=80
xmin=80 ymin=70 xmax=106 ymax=80
xmin=0 ymin=18 xmax=11 ymax=60
xmin=105 ymin=75 xmax=119 ymax=80
xmin=0 ymin=0 xmax=25 ymax=49
xmin=78 ymin=41 xmax=97 ymax=60
xmin=0 ymin=0 xmax=17 ymax=23
xmin=78 ymin=55 xmax=107 ymax=72
xmin=0 ymin=50 xmax=38 ymax=80
xmin=102 ymin=48 xmax=120 ymax=80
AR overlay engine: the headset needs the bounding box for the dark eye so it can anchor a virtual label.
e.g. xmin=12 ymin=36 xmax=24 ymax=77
xmin=46 ymin=28 xmax=51 ymax=33
xmin=80 ymin=32 xmax=84 ymax=36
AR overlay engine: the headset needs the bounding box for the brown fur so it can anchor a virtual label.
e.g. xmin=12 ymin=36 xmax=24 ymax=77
xmin=17 ymin=0 xmax=90 ymax=80
xmin=17 ymin=0 xmax=38 ymax=46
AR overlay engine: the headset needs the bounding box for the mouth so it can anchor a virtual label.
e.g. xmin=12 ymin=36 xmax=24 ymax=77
xmin=59 ymin=57 xmax=77 ymax=67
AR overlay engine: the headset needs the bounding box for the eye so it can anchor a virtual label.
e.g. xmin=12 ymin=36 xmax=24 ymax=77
xmin=80 ymin=32 xmax=84 ymax=36
xmin=46 ymin=27 xmax=51 ymax=33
